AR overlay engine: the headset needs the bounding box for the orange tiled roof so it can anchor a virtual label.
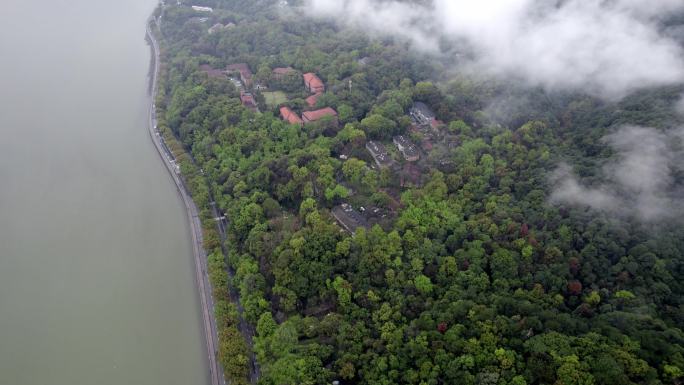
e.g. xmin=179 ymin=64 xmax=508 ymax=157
xmin=303 ymin=72 xmax=325 ymax=92
xmin=280 ymin=106 xmax=303 ymax=125
xmin=306 ymin=93 xmax=321 ymax=108
xmin=302 ymin=107 xmax=337 ymax=122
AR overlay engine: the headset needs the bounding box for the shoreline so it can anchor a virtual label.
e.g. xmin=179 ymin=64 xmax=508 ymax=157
xmin=145 ymin=17 xmax=224 ymax=385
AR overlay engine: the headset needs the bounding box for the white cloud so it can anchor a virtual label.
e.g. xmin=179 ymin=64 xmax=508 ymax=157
xmin=677 ymin=94 xmax=684 ymax=116
xmin=550 ymin=126 xmax=684 ymax=222
xmin=304 ymin=0 xmax=684 ymax=99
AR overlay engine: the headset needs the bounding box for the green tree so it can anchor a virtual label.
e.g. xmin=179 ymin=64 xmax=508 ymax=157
xmin=414 ymin=274 xmax=434 ymax=295
xmin=360 ymin=114 xmax=397 ymax=140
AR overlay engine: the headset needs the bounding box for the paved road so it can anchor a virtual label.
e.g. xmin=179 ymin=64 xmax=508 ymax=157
xmin=146 ymin=18 xmax=224 ymax=385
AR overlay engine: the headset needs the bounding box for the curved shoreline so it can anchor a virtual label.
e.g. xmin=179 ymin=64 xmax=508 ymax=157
xmin=145 ymin=18 xmax=224 ymax=385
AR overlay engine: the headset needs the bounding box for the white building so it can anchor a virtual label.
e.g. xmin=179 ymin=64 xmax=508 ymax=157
xmin=191 ymin=5 xmax=213 ymax=12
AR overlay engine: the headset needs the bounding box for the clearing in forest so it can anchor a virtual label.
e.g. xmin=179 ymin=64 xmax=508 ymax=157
xmin=263 ymin=91 xmax=288 ymax=108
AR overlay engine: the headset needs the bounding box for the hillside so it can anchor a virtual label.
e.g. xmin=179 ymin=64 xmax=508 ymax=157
xmin=153 ymin=1 xmax=684 ymax=384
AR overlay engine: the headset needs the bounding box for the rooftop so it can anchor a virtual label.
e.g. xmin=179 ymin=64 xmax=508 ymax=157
xmin=191 ymin=5 xmax=213 ymax=12
xmin=240 ymin=91 xmax=257 ymax=110
xmin=412 ymin=102 xmax=435 ymax=117
xmin=366 ymin=141 xmax=392 ymax=167
xmin=303 ymin=73 xmax=325 ymax=92
xmin=208 ymin=23 xmax=234 ymax=34
xmin=302 ymin=107 xmax=337 ymax=122
xmin=410 ymin=102 xmax=436 ymax=125
xmin=227 ymin=63 xmax=251 ymax=74
xmin=332 ymin=204 xmax=369 ymax=233
xmin=280 ymin=107 xmax=303 ymax=125
xmin=393 ymin=135 xmax=420 ymax=160
xmin=430 ymin=119 xmax=445 ymax=130
xmin=366 ymin=140 xmax=386 ymax=155
xmin=273 ymin=67 xmax=296 ymax=75
xmin=305 ymin=93 xmax=321 ymax=108
xmin=227 ymin=64 xmax=253 ymax=86
xmin=199 ymin=64 xmax=226 ymax=78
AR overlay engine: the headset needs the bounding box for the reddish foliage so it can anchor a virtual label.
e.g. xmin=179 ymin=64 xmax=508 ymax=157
xmin=460 ymin=259 xmax=470 ymax=271
xmin=528 ymin=236 xmax=539 ymax=247
xmin=520 ymin=223 xmax=529 ymax=237
xmin=576 ymin=303 xmax=593 ymax=318
xmin=569 ymin=258 xmax=580 ymax=275
xmin=437 ymin=322 xmax=448 ymax=334
xmin=567 ymin=280 xmax=583 ymax=295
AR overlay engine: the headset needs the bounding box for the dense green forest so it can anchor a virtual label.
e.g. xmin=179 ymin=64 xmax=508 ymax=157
xmin=152 ymin=1 xmax=684 ymax=384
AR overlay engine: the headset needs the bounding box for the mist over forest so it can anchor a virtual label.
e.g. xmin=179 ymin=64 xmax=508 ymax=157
xmin=306 ymin=0 xmax=684 ymax=99
xmin=302 ymin=0 xmax=684 ymax=226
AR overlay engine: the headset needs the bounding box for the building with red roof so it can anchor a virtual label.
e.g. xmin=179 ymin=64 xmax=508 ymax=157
xmin=305 ymin=93 xmax=321 ymax=108
xmin=272 ymin=67 xmax=296 ymax=79
xmin=302 ymin=107 xmax=338 ymax=125
xmin=303 ymin=73 xmax=325 ymax=94
xmin=280 ymin=106 xmax=303 ymax=125
xmin=227 ymin=63 xmax=253 ymax=87
xmin=227 ymin=63 xmax=250 ymax=72
xmin=430 ymin=119 xmax=445 ymax=130
xmin=199 ymin=64 xmax=226 ymax=79
xmin=240 ymin=91 xmax=257 ymax=111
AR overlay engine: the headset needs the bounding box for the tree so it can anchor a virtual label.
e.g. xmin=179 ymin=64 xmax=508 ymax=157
xmin=556 ymin=355 xmax=595 ymax=385
xmin=338 ymin=104 xmax=355 ymax=123
xmin=299 ymin=197 xmax=317 ymax=218
xmin=413 ymin=81 xmax=442 ymax=107
xmin=325 ymin=184 xmax=350 ymax=202
xmin=585 ymin=291 xmax=601 ymax=307
xmin=490 ymin=249 xmax=517 ymax=281
xmin=414 ymin=274 xmax=434 ymax=295
xmin=342 ymin=158 xmax=367 ymax=185
xmin=360 ymin=114 xmax=397 ymax=140
xmin=449 ymin=119 xmax=472 ymax=135
xmin=567 ymin=281 xmax=583 ymax=296
xmin=233 ymin=202 xmax=264 ymax=239
xmin=157 ymin=9 xmax=684 ymax=384
xmin=257 ymin=312 xmax=277 ymax=337
xmin=332 ymin=276 xmax=352 ymax=308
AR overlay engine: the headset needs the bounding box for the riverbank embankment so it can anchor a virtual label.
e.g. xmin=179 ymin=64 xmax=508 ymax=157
xmin=145 ymin=17 xmax=224 ymax=385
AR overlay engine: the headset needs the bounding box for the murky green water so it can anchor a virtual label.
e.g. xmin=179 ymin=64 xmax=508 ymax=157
xmin=0 ymin=1 xmax=210 ymax=384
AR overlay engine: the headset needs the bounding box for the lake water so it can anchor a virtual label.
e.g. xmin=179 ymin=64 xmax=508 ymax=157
xmin=0 ymin=1 xmax=210 ymax=384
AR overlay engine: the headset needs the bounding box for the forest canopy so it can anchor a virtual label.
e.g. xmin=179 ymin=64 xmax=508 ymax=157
xmin=153 ymin=1 xmax=684 ymax=384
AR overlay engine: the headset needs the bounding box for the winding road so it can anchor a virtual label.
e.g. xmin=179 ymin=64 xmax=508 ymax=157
xmin=145 ymin=18 xmax=224 ymax=385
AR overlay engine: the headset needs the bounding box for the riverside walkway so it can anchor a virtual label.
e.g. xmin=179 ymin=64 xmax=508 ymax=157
xmin=145 ymin=18 xmax=224 ymax=385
